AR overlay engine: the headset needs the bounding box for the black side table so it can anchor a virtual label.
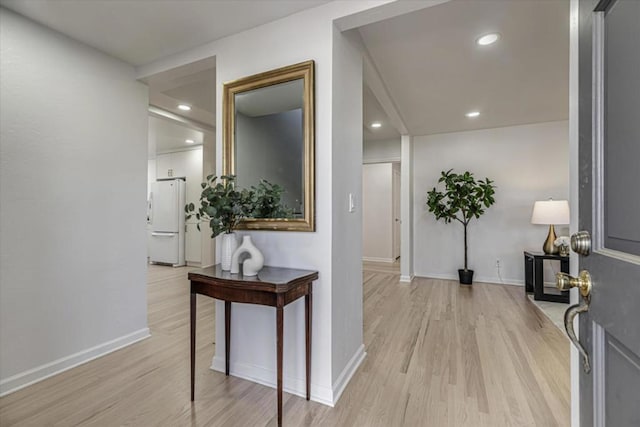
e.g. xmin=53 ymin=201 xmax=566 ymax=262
xmin=524 ymin=251 xmax=570 ymax=303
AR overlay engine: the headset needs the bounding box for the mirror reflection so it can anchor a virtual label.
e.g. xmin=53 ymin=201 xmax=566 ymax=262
xmin=223 ymin=60 xmax=315 ymax=231
xmin=234 ymin=79 xmax=304 ymax=217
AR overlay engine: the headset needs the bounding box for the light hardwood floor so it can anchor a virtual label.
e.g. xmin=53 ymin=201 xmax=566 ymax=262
xmin=0 ymin=263 xmax=570 ymax=426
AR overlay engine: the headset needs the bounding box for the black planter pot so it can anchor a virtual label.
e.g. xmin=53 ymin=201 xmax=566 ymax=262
xmin=458 ymin=269 xmax=474 ymax=285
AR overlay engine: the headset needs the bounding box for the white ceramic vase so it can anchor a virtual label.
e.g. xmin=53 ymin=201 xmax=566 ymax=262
xmin=230 ymin=235 xmax=264 ymax=276
xmin=220 ymin=232 xmax=238 ymax=271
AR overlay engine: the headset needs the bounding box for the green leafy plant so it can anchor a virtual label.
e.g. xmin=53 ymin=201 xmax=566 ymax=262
xmin=185 ymin=175 xmax=253 ymax=238
xmin=426 ymin=169 xmax=496 ymax=271
xmin=185 ymin=175 xmax=294 ymax=238
xmin=248 ymin=180 xmax=294 ymax=219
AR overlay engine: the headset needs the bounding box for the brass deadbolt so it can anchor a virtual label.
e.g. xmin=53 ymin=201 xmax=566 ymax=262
xmin=571 ymin=231 xmax=591 ymax=256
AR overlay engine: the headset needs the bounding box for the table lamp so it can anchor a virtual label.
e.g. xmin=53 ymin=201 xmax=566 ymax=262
xmin=531 ymin=199 xmax=570 ymax=254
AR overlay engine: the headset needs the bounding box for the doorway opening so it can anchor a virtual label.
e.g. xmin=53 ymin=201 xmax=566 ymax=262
xmin=362 ymin=162 xmax=401 ymax=264
xmin=141 ymin=56 xmax=217 ymax=270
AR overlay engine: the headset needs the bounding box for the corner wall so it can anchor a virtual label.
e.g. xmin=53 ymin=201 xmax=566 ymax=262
xmin=135 ymin=1 xmax=386 ymax=406
xmin=135 ymin=0 xmax=445 ymax=407
xmin=330 ymin=27 xmax=365 ymax=398
xmin=413 ymin=121 xmax=569 ymax=284
xmin=0 ymin=9 xmax=149 ymax=394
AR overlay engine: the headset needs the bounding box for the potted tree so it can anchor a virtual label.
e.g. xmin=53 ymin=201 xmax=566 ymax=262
xmin=426 ymin=169 xmax=496 ymax=285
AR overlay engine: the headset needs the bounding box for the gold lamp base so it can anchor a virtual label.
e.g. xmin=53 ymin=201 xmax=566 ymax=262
xmin=543 ymin=224 xmax=558 ymax=254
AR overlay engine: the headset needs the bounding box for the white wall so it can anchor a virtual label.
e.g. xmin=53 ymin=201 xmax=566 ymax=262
xmin=210 ymin=15 xmax=335 ymax=407
xmin=330 ymin=27 xmax=365 ymax=395
xmin=363 ymin=138 xmax=401 ymax=163
xmin=201 ymin=131 xmax=216 ymax=267
xmin=363 ymin=163 xmax=394 ymax=261
xmin=0 ymin=9 xmax=149 ymax=395
xmin=413 ymin=121 xmax=569 ymax=285
xmin=400 ymin=134 xmax=414 ymax=281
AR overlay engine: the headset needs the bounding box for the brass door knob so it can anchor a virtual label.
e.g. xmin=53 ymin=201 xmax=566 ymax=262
xmin=571 ymin=231 xmax=591 ymax=256
xmin=556 ymin=270 xmax=592 ymax=298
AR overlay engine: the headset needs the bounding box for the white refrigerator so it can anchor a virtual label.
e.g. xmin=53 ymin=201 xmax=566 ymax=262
xmin=148 ymin=178 xmax=186 ymax=267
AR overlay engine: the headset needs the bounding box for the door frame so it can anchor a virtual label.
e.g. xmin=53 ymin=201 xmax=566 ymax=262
xmin=568 ymin=0 xmax=581 ymax=425
xmin=392 ymin=163 xmax=401 ymax=261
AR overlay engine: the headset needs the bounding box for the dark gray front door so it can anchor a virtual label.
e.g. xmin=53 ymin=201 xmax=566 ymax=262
xmin=578 ymin=0 xmax=640 ymax=425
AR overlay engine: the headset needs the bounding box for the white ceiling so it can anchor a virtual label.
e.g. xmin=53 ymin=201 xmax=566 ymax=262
xmin=148 ymin=115 xmax=203 ymax=157
xmin=363 ymin=85 xmax=401 ymax=141
xmin=144 ymin=57 xmax=217 ymax=127
xmin=359 ymin=0 xmax=570 ymax=137
xmin=3 ymin=0 xmax=570 ymax=141
xmin=0 ymin=0 xmax=331 ymax=66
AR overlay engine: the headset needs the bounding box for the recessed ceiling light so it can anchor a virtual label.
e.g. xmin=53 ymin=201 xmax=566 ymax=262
xmin=466 ymin=111 xmax=480 ymax=118
xmin=178 ymin=104 xmax=191 ymax=111
xmin=371 ymin=122 xmax=382 ymax=128
xmin=476 ymin=33 xmax=500 ymax=46
xmin=185 ymin=139 xmax=195 ymax=144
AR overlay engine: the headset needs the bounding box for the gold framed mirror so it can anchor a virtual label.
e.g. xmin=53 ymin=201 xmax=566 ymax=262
xmin=223 ymin=60 xmax=315 ymax=231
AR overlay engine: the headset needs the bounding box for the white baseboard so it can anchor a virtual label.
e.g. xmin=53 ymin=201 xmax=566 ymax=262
xmin=211 ymin=356 xmax=335 ymax=407
xmin=415 ymin=272 xmax=524 ymax=287
xmin=211 ymin=343 xmax=366 ymax=408
xmin=332 ymin=344 xmax=366 ymax=405
xmin=399 ymin=275 xmax=414 ymax=283
xmin=0 ymin=328 xmax=150 ymax=397
xmin=362 ymin=257 xmax=395 ymax=263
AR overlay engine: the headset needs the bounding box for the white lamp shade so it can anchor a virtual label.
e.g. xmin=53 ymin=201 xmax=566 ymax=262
xmin=531 ymin=200 xmax=570 ymax=225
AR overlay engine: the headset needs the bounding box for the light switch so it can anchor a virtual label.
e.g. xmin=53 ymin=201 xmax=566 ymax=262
xmin=349 ymin=193 xmax=356 ymax=213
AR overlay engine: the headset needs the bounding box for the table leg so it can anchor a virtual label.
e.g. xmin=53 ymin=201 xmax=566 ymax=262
xmin=534 ymin=258 xmax=544 ymax=301
xmin=225 ymin=301 xmax=231 ymax=376
xmin=305 ymin=291 xmax=312 ymax=401
xmin=524 ymin=254 xmax=534 ymax=293
xmin=276 ymin=306 xmax=283 ymax=427
xmin=190 ymin=288 xmax=196 ymax=401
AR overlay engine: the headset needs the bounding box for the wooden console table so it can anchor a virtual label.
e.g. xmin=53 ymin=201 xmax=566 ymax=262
xmin=188 ymin=265 xmax=318 ymax=426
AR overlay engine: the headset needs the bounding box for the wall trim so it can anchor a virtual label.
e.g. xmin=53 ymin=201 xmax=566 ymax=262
xmin=362 ymin=256 xmax=395 ymax=263
xmin=399 ymin=275 xmax=414 ymax=283
xmin=156 ymin=145 xmax=203 ymax=156
xmin=0 ymin=328 xmax=150 ymax=397
xmin=592 ymin=322 xmax=605 ymax=427
xmin=414 ymin=272 xmax=524 ymax=287
xmin=149 ymin=106 xmax=215 ymax=133
xmin=211 ymin=356 xmax=335 ymax=407
xmin=332 ymin=344 xmax=366 ymax=405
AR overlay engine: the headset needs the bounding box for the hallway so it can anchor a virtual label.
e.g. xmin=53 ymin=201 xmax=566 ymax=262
xmin=0 ymin=263 xmax=569 ymax=426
